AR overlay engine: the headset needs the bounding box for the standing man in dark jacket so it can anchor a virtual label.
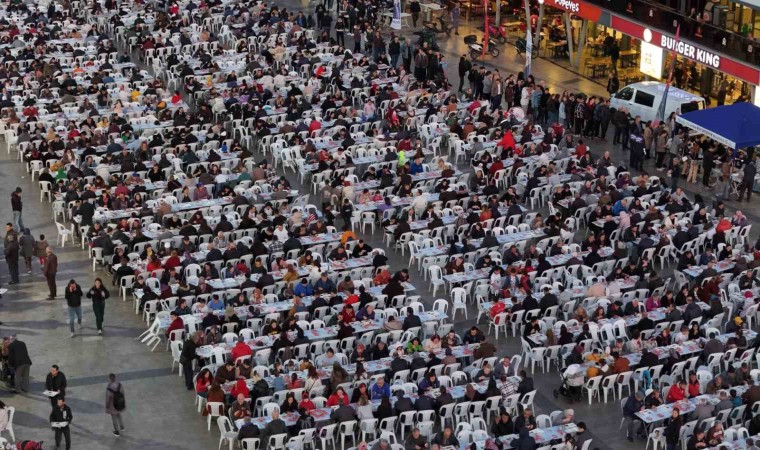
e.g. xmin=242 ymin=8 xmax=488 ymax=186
xmin=45 ymin=365 xmax=68 ymax=406
xmin=388 ymin=36 xmax=401 ymax=69
xmin=64 ymin=280 xmax=83 ymax=337
xmin=8 ymin=335 xmax=32 ymax=393
xmin=702 ymin=146 xmax=714 ymax=188
xmin=630 ymin=128 xmax=645 ymax=171
xmin=623 ymin=391 xmax=644 ymax=441
xmin=597 ymin=99 xmax=611 ymax=141
xmin=44 ymin=247 xmax=58 ymax=299
xmin=410 ymin=0 xmax=421 ymax=27
xmin=10 ymin=187 xmax=23 ymax=232
xmin=180 ymin=332 xmax=201 ymax=390
xmin=4 ymin=233 xmax=19 ymax=284
xmin=50 ymin=397 xmax=73 ymax=450
xmin=458 ymin=55 xmax=471 ymax=92
xmin=613 ymin=107 xmax=629 ymax=148
xmin=738 ymin=156 xmax=757 ymax=202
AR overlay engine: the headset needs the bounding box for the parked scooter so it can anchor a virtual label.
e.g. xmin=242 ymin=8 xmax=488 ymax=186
xmin=481 ymin=20 xmax=508 ymax=44
xmin=464 ymin=34 xmax=499 ymax=60
xmin=515 ymin=36 xmax=540 ymax=57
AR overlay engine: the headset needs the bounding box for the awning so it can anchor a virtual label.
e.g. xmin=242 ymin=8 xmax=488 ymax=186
xmin=675 ymin=102 xmax=760 ymax=149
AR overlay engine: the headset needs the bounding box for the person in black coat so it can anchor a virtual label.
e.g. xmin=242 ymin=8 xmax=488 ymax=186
xmin=45 ymin=365 xmax=68 ymax=406
xmin=535 ymin=255 xmax=551 ymax=277
xmin=78 ymin=199 xmax=96 ymax=228
xmin=639 ymin=348 xmax=660 ymax=368
xmin=64 ymin=280 xmax=84 ymax=335
xmin=513 ymin=409 xmax=537 ymax=433
xmin=387 ymin=354 xmax=410 ymax=379
xmin=180 ymin=334 xmax=201 ymax=390
xmin=664 ymin=409 xmax=683 ymax=450
xmin=257 ymin=273 xmax=275 ymax=290
xmin=521 ymin=295 xmax=539 ymax=314
xmin=86 ymin=278 xmax=110 ymax=334
xmin=402 ymin=308 xmax=422 ymax=331
xmin=415 ymin=391 xmax=436 ymax=411
xmin=382 ymin=279 xmax=404 ymax=298
xmin=517 ymin=370 xmax=534 ymax=396
xmin=583 ymin=246 xmax=602 ymax=268
xmin=4 ymin=233 xmax=19 ymax=284
xmin=393 ymin=391 xmax=414 ymax=414
xmin=50 ymin=397 xmax=73 ymax=450
xmin=237 ymin=417 xmax=261 ymax=440
xmin=8 ymin=336 xmax=32 ymax=393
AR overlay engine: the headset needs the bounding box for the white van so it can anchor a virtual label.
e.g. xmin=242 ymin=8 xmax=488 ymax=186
xmin=610 ymin=81 xmax=706 ymax=123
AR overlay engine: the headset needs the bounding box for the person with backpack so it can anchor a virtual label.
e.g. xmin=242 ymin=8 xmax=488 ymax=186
xmin=105 ymin=373 xmax=125 ymax=436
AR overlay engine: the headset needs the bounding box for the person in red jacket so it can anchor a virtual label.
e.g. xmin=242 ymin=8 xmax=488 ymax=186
xmin=341 ymin=304 xmax=356 ymax=324
xmin=687 ymin=372 xmax=701 ymax=397
xmin=165 ymin=311 xmax=184 ymax=338
xmin=163 ymin=250 xmax=181 ymax=271
xmin=299 ymin=392 xmax=316 ymax=411
xmin=716 ymin=218 xmax=732 ymax=234
xmin=497 ymin=130 xmax=515 ymax=150
xmin=230 ymin=378 xmax=250 ymax=399
xmin=489 ymin=299 xmax=506 ymax=319
xmin=230 ymin=336 xmax=253 ymax=363
xmin=666 ymin=379 xmax=688 ymax=403
xmin=326 ymin=387 xmax=350 ymax=407
xmin=309 ymin=118 xmax=321 ymax=133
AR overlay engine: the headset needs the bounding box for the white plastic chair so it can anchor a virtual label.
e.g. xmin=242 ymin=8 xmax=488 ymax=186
xmin=217 ymin=417 xmax=238 ymax=450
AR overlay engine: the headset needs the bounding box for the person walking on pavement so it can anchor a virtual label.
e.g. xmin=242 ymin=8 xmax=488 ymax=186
xmin=34 ymin=233 xmax=49 ymax=266
xmin=738 ymin=155 xmax=757 ymax=202
xmin=8 ymin=335 xmax=31 ymax=393
xmin=50 ymin=396 xmax=73 ymax=450
xmin=19 ymin=229 xmax=35 ymax=274
xmin=451 ymin=4 xmax=460 ymax=35
xmin=410 ymin=0 xmax=420 ymax=27
xmin=45 ymin=365 xmax=67 ymax=407
xmin=87 ymin=278 xmax=110 ymax=335
xmin=457 ymin=55 xmax=471 ymax=92
xmin=64 ymin=280 xmax=83 ymax=337
xmin=606 ymin=72 xmax=619 ymax=96
xmin=43 ymin=247 xmax=58 ymax=299
xmin=106 ymin=373 xmax=126 ymax=436
xmin=4 ymin=223 xmax=18 ymax=248
xmin=10 ymin=187 xmax=23 ymax=232
xmin=4 ymin=233 xmax=20 ymax=285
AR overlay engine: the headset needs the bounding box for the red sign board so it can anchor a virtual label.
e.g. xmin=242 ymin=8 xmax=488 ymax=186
xmin=545 ymin=0 xmax=603 ymax=21
xmin=610 ymin=16 xmax=760 ymax=85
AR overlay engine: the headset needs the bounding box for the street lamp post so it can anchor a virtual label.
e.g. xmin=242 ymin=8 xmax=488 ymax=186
xmin=483 ymin=0 xmax=489 ymax=54
xmin=535 ymin=0 xmax=544 ymax=48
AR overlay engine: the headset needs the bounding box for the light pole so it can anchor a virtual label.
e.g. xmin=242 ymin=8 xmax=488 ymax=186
xmin=483 ymin=0 xmax=489 ymax=54
xmin=535 ymin=0 xmax=544 ymax=49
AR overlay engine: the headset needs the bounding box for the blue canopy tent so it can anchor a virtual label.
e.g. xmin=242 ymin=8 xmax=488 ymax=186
xmin=675 ymin=103 xmax=760 ymax=149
